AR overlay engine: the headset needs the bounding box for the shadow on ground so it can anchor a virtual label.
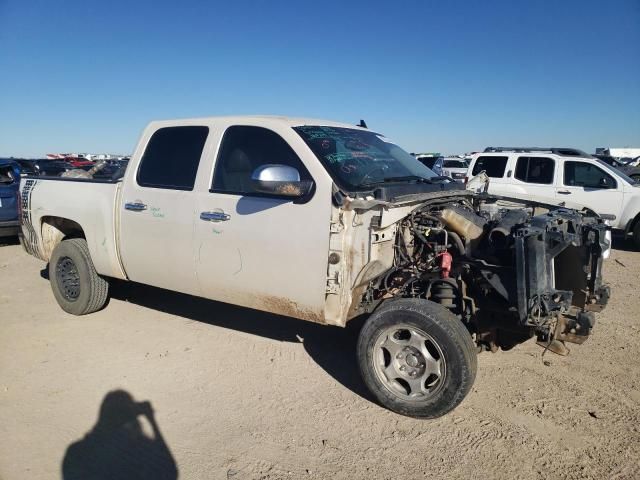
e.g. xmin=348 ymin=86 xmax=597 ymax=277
xmin=0 ymin=236 xmax=19 ymax=247
xmin=109 ymin=280 xmax=373 ymax=403
xmin=611 ymin=233 xmax=637 ymax=253
xmin=62 ymin=389 xmax=178 ymax=480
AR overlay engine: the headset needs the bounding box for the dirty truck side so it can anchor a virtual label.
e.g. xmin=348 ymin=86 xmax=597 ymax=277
xmin=19 ymin=116 xmax=610 ymax=418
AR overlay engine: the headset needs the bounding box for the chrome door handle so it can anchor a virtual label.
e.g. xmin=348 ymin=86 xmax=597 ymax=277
xmin=200 ymin=211 xmax=231 ymax=222
xmin=557 ymin=190 xmax=572 ymax=195
xmin=125 ymin=202 xmax=147 ymax=211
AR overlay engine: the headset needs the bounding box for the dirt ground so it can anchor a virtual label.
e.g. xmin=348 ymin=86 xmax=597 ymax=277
xmin=1 ymin=238 xmax=639 ymax=480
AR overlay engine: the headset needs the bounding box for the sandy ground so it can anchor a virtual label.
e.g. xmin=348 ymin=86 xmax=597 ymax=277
xmin=1 ymin=238 xmax=639 ymax=480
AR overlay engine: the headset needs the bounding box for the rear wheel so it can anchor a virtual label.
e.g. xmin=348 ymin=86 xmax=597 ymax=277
xmin=49 ymin=238 xmax=109 ymax=315
xmin=357 ymin=298 xmax=477 ymax=418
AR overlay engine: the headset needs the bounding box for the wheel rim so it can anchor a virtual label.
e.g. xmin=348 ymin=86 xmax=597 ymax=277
xmin=56 ymin=256 xmax=81 ymax=301
xmin=373 ymin=324 xmax=446 ymax=401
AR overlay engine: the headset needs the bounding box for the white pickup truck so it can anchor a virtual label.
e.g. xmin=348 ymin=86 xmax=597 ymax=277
xmin=19 ymin=116 xmax=610 ymax=418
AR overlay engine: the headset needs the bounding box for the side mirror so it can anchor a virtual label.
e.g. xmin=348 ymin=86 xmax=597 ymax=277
xmin=598 ymin=177 xmax=610 ymax=188
xmin=251 ymin=164 xmax=313 ymax=198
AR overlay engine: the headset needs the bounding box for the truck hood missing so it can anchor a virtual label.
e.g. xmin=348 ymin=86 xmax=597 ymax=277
xmin=326 ymin=188 xmax=610 ymax=355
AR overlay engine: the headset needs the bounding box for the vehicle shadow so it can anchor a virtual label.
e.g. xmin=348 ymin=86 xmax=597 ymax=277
xmin=61 ymin=389 xmax=178 ymax=480
xmin=0 ymin=236 xmax=19 ymax=247
xmin=108 ymin=280 xmax=374 ymax=403
xmin=611 ymin=233 xmax=637 ymax=253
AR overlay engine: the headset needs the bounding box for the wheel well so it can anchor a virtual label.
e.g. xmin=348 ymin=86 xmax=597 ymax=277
xmin=627 ymin=213 xmax=640 ymax=235
xmin=40 ymin=216 xmax=85 ymax=261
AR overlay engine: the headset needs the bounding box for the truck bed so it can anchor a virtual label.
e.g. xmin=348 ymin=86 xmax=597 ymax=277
xmin=20 ymin=176 xmax=126 ymax=280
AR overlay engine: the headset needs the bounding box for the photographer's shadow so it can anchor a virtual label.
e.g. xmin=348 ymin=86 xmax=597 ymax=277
xmin=62 ymin=390 xmax=178 ymax=480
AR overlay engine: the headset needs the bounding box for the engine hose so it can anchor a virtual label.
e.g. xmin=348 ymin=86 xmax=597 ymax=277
xmin=448 ymin=231 xmax=466 ymax=255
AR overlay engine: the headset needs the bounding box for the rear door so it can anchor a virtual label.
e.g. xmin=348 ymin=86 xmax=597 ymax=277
xmin=470 ymin=155 xmax=511 ymax=194
xmin=119 ymin=125 xmax=210 ymax=294
xmin=192 ymin=124 xmax=332 ymax=322
xmin=509 ymin=156 xmax=558 ymax=202
xmin=556 ymin=160 xmax=624 ymax=221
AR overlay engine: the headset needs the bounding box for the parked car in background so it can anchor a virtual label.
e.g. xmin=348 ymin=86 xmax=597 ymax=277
xmin=65 ymin=157 xmax=95 ymax=168
xmin=593 ymin=154 xmax=640 ymax=181
xmin=414 ymin=154 xmax=443 ymax=171
xmin=467 ymin=147 xmax=640 ymax=248
xmin=620 ymin=156 xmax=640 ymax=168
xmin=0 ymin=159 xmax=20 ymax=238
xmin=14 ymin=159 xmax=75 ymax=177
xmin=436 ymin=157 xmax=469 ymax=182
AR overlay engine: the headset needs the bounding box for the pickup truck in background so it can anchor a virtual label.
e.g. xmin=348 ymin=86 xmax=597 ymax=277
xmin=19 ymin=117 xmax=610 ymax=418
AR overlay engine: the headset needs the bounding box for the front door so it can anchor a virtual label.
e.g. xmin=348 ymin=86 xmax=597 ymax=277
xmin=556 ymin=160 xmax=624 ymax=220
xmin=193 ymin=125 xmax=332 ymax=322
xmin=119 ymin=125 xmax=209 ymax=295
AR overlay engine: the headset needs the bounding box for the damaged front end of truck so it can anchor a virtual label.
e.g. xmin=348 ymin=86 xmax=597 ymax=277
xmin=327 ymin=189 xmax=610 ymax=356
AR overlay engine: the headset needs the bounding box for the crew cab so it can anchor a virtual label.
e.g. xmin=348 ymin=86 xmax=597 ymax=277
xmin=467 ymin=147 xmax=640 ymax=248
xmin=19 ymin=118 xmax=610 ymax=418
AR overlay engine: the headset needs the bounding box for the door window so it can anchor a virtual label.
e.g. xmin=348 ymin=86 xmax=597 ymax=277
xmin=514 ymin=156 xmax=555 ymax=184
xmin=211 ymin=126 xmax=312 ymax=195
xmin=137 ymin=126 xmax=209 ymax=190
xmin=471 ymin=156 xmax=508 ymax=178
xmin=564 ymin=161 xmax=617 ymax=189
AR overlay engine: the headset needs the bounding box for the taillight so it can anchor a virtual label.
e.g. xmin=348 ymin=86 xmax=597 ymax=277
xmin=16 ymin=185 xmax=23 ymax=223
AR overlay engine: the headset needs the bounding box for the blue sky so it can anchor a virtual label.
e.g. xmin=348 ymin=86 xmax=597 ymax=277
xmin=1 ymin=0 xmax=638 ymax=157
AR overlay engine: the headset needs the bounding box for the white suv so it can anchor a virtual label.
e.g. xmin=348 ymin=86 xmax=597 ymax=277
xmin=467 ymin=147 xmax=640 ymax=248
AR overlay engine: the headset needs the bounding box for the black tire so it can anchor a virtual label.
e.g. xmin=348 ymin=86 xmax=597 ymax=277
xmin=357 ymin=298 xmax=477 ymax=418
xmin=49 ymin=238 xmax=109 ymax=315
xmin=633 ymin=221 xmax=640 ymax=250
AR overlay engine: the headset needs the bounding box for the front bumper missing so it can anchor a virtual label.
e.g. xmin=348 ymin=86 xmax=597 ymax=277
xmin=513 ymin=209 xmax=610 ymax=353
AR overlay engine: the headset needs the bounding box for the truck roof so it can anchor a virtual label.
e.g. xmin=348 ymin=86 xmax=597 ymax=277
xmin=146 ymin=115 xmax=370 ymax=131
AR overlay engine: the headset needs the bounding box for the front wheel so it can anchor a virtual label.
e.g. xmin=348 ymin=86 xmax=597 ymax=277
xmin=49 ymin=238 xmax=109 ymax=315
xmin=357 ymin=298 xmax=477 ymax=418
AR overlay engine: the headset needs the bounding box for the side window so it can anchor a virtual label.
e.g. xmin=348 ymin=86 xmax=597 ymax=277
xmin=514 ymin=156 xmax=555 ymax=184
xmin=0 ymin=165 xmax=17 ymax=184
xmin=137 ymin=126 xmax=209 ymax=190
xmin=471 ymin=156 xmax=508 ymax=178
xmin=564 ymin=161 xmax=617 ymax=189
xmin=211 ymin=126 xmax=312 ymax=195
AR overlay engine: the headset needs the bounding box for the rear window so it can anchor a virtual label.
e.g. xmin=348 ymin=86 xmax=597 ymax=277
xmin=137 ymin=126 xmax=209 ymax=190
xmin=471 ymin=156 xmax=508 ymax=178
xmin=514 ymin=156 xmax=555 ymax=184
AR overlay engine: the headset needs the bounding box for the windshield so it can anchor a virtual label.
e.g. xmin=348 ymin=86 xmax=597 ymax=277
xmin=294 ymin=126 xmax=437 ymax=190
xmin=443 ymin=159 xmax=467 ymax=169
xmin=595 ymin=159 xmax=637 ymax=185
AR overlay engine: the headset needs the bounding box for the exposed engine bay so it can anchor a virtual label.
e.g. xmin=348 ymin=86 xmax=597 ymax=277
xmin=358 ymin=194 xmax=611 ymax=355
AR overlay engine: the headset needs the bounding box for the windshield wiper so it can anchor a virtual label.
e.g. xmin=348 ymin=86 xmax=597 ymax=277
xmin=361 ymin=175 xmax=434 ymax=187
